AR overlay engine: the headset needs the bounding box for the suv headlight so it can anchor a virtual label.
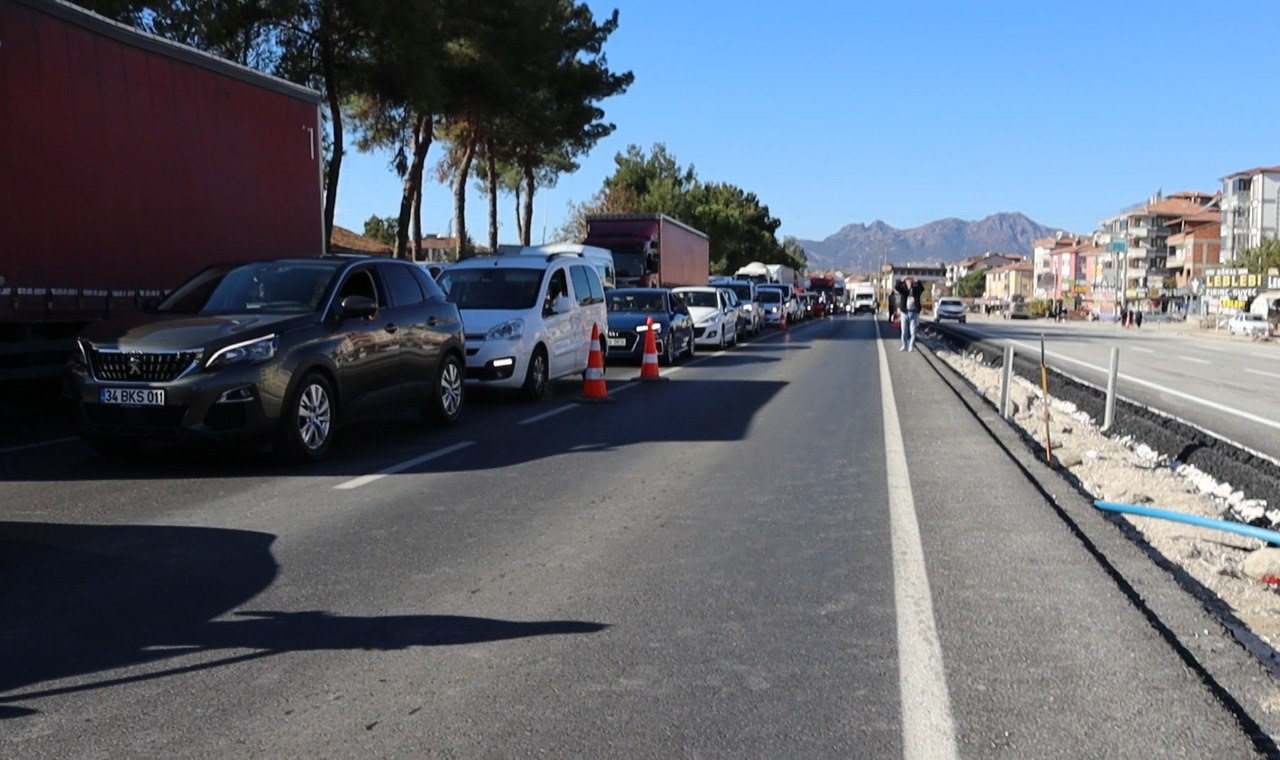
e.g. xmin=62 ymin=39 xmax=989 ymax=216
xmin=206 ymin=334 xmax=278 ymax=370
xmin=70 ymin=338 xmax=90 ymax=370
xmin=486 ymin=318 xmax=525 ymax=341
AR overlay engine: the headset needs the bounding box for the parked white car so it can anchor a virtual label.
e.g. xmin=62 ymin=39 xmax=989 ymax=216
xmin=718 ymin=279 xmax=762 ymax=336
xmin=1226 ymin=311 xmax=1271 ymax=339
xmin=438 ymin=253 xmax=608 ymax=400
xmin=673 ymin=286 xmax=738 ymax=349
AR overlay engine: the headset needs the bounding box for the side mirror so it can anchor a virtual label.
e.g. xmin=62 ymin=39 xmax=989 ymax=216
xmin=339 ymin=294 xmax=378 ymax=320
xmin=552 ymin=294 xmax=574 ymax=314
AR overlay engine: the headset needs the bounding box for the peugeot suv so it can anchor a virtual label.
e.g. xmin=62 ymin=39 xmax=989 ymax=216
xmin=66 ymin=256 xmax=466 ymax=461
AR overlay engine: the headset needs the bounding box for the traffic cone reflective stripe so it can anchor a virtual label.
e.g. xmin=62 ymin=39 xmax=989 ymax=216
xmin=578 ymin=323 xmax=612 ymax=402
xmin=639 ymin=317 xmax=661 ymax=379
xmin=636 ymin=316 xmax=669 ymax=381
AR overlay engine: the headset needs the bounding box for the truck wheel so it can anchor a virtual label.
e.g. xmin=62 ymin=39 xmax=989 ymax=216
xmin=276 ymin=371 xmax=334 ymax=462
xmin=521 ymin=347 xmax=549 ymax=402
xmin=424 ymin=353 xmax=463 ymax=425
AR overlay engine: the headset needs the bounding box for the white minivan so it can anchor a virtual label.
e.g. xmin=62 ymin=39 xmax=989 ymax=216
xmin=438 ymin=253 xmax=608 ymax=400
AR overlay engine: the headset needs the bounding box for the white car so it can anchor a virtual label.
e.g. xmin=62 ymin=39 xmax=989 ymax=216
xmin=1226 ymin=311 xmax=1270 ymax=338
xmin=673 ymin=286 xmax=738 ymax=349
xmin=438 ymin=253 xmax=608 ymax=400
xmin=719 ymin=279 xmax=763 ymax=336
xmin=934 ymin=297 xmax=967 ymax=323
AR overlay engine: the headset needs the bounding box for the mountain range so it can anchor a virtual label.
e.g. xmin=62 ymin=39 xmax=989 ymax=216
xmin=798 ymin=213 xmax=1060 ymax=273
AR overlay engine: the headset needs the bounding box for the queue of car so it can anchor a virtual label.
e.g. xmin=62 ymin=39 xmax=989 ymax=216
xmin=63 ymin=255 xmax=851 ymax=463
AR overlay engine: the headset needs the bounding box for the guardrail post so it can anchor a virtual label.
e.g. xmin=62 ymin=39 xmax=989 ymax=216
xmin=1000 ymin=344 xmax=1014 ymax=418
xmin=1102 ymin=346 xmax=1119 ymax=432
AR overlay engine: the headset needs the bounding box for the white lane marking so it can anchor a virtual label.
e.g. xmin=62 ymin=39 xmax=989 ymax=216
xmin=334 ymin=441 xmax=474 ymax=490
xmin=519 ymin=405 xmax=576 ymax=425
xmin=517 ymin=376 xmax=648 ymax=426
xmin=1008 ymin=340 xmax=1280 ymax=433
xmin=1129 ymin=346 xmax=1155 ymax=354
xmin=1177 ymin=356 xmax=1211 ymax=365
xmin=0 ymin=436 xmax=79 ymax=455
xmin=1246 ymin=368 xmax=1280 ymax=380
xmin=878 ymin=335 xmax=958 ymax=759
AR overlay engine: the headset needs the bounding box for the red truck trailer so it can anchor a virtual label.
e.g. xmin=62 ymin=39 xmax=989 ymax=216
xmin=584 ymin=214 xmax=709 ymax=288
xmin=0 ymin=0 xmax=323 ymax=384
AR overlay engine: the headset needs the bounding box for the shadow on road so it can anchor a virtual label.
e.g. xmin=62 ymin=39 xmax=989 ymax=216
xmin=0 ymin=521 xmax=606 ymax=719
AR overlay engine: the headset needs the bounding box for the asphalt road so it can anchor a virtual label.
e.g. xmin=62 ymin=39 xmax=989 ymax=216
xmin=2 ymin=314 xmax=1275 ymax=757
xmin=936 ymin=315 xmax=1280 ymax=462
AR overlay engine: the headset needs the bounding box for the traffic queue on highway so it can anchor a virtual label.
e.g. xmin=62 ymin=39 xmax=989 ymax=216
xmin=62 ymin=251 xmax=850 ymax=464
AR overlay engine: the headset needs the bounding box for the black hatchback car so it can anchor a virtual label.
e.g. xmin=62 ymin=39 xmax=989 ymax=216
xmin=65 ymin=256 xmax=465 ymax=461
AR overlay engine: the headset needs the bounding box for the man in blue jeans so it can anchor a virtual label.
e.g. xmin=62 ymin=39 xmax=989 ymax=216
xmin=894 ymin=276 xmax=924 ymax=351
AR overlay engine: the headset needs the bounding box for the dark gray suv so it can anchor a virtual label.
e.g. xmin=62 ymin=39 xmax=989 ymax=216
xmin=66 ymin=256 xmax=465 ymax=461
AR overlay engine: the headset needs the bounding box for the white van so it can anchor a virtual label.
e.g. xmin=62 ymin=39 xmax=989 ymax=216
xmin=518 ymin=242 xmax=616 ymax=289
xmin=437 ymin=253 xmax=608 ymax=400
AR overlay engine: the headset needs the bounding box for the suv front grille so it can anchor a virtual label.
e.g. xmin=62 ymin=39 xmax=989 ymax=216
xmin=91 ymin=350 xmax=201 ymax=382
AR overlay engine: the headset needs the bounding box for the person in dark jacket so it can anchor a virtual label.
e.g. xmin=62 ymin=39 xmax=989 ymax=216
xmin=893 ymin=276 xmax=925 ymax=351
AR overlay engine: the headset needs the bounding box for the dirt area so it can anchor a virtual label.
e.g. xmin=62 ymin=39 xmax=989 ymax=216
xmin=928 ymin=342 xmax=1280 ymax=657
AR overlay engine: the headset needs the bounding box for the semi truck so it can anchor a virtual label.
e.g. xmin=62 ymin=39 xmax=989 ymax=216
xmin=0 ymin=0 xmax=324 ymax=386
xmin=734 ymin=261 xmax=800 ymax=288
xmin=583 ymin=214 xmax=709 ymax=288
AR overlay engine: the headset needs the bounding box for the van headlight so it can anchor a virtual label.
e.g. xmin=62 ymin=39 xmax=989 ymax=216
xmin=207 ymin=335 xmax=278 ymax=369
xmin=486 ymin=318 xmax=525 ymax=341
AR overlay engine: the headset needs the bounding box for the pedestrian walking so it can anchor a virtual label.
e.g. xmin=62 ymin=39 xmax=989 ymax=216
xmin=894 ymin=276 xmax=924 ymax=352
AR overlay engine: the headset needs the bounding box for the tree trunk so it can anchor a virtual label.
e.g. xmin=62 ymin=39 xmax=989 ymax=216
xmin=452 ymin=132 xmax=478 ymax=259
xmin=320 ymin=23 xmax=342 ymax=252
xmin=513 ymin=182 xmax=525 ymax=245
xmin=486 ymin=143 xmax=499 ymax=253
xmin=522 ymin=166 xmax=536 ymax=245
xmin=395 ymin=112 xmax=432 ymax=260
xmin=412 ymin=182 xmax=423 ymax=261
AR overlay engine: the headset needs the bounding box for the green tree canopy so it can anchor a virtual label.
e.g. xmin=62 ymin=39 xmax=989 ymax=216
xmin=956 ymin=270 xmax=986 ymax=298
xmin=1239 ymin=238 xmax=1280 ymax=275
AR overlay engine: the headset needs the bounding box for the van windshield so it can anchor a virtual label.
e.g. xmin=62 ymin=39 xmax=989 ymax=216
xmin=757 ymin=290 xmax=781 ymax=303
xmin=439 ymin=267 xmax=543 ymax=310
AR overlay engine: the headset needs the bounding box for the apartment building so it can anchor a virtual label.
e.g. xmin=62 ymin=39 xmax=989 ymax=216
xmin=1098 ymin=191 xmax=1217 ymax=309
xmin=985 ymin=260 xmax=1033 ymax=303
xmin=1031 ymin=233 xmax=1084 ymax=299
xmin=944 ymin=252 xmax=1023 ymax=292
xmin=1220 ymin=165 xmax=1280 ymax=263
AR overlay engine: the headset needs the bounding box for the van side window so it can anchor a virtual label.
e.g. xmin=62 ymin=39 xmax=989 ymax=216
xmin=544 ymin=269 xmax=569 ymax=316
xmin=569 ymin=265 xmax=593 ymax=307
xmin=586 ymin=267 xmax=605 ymax=302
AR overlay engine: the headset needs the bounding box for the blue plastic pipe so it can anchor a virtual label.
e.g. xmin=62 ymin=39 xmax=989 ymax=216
xmin=1094 ymin=500 xmax=1280 ymax=546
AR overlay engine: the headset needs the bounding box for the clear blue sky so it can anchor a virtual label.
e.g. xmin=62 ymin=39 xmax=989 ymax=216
xmin=333 ymin=0 xmax=1280 ymax=245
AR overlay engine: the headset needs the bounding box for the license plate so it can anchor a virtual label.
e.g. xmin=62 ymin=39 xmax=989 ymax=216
xmin=101 ymin=388 xmax=165 ymax=405
xmin=607 ymin=338 xmax=626 ymax=347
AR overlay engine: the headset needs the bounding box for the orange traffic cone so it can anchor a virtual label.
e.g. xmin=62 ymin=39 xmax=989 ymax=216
xmin=576 ymin=323 xmax=613 ymax=403
xmin=636 ymin=316 xmax=668 ymax=382
xmin=779 ymin=307 xmax=788 ymax=331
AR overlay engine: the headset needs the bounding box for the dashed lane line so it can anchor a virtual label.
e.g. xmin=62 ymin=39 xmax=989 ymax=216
xmin=334 ymin=441 xmax=475 ymax=490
